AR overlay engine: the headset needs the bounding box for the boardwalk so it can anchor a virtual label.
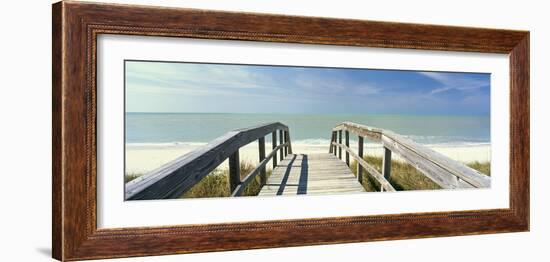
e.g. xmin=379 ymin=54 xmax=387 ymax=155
xmin=125 ymin=122 xmax=490 ymax=200
xmin=259 ymin=153 xmax=365 ymax=196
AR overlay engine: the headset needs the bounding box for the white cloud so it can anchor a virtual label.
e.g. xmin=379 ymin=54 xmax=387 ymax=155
xmin=293 ymin=74 xmax=382 ymax=97
xmin=126 ymin=61 xmax=268 ymax=91
xmin=354 ymin=84 xmax=380 ymax=96
xmin=293 ymin=75 xmax=346 ymax=94
xmin=418 ymin=71 xmax=489 ymax=95
xmin=429 ymin=86 xmax=454 ymax=95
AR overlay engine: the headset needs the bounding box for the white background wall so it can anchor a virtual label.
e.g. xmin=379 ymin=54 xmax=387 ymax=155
xmin=0 ymin=0 xmax=546 ymax=261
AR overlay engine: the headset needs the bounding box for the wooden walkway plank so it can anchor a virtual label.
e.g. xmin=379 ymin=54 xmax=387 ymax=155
xmin=259 ymin=153 xmax=365 ymax=196
xmin=127 ymin=122 xmax=490 ymax=201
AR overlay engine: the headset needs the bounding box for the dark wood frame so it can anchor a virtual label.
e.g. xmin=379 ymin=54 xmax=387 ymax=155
xmin=52 ymin=1 xmax=530 ymax=261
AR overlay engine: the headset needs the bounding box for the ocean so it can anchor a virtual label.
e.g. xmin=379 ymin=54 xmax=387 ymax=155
xmin=125 ymin=113 xmax=490 ymax=147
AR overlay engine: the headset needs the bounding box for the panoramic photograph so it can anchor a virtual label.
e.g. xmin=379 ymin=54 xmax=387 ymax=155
xmin=124 ymin=60 xmax=491 ymax=200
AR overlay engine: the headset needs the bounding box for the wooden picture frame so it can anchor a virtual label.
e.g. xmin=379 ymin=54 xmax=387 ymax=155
xmin=52 ymin=1 xmax=529 ymax=261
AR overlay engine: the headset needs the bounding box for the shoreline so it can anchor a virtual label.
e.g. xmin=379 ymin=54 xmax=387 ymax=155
xmin=125 ymin=142 xmax=491 ymax=175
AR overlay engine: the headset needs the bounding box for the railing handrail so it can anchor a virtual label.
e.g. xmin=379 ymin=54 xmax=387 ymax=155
xmin=330 ymin=122 xmax=490 ymax=190
xmin=125 ymin=122 xmax=292 ymax=200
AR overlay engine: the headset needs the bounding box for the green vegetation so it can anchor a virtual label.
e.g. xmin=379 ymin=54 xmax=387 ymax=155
xmin=467 ymin=161 xmax=491 ymax=176
xmin=181 ymin=161 xmax=272 ymax=198
xmin=124 ymin=161 xmax=271 ymax=199
xmin=350 ymin=156 xmax=491 ymax=192
xmin=124 ymin=157 xmax=491 ymax=198
xmin=124 ymin=173 xmax=141 ymax=183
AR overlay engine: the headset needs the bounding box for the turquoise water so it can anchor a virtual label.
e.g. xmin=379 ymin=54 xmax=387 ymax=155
xmin=125 ymin=113 xmax=490 ymax=146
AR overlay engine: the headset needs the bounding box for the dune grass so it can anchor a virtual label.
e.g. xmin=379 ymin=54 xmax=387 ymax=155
xmin=125 ymin=157 xmax=491 ymax=198
xmin=467 ymin=161 xmax=491 ymax=176
xmin=350 ymin=155 xmax=491 ymax=192
xmin=124 ymin=173 xmax=141 ymax=183
xmin=124 ymin=161 xmax=271 ymax=199
xmin=181 ymin=161 xmax=272 ymax=198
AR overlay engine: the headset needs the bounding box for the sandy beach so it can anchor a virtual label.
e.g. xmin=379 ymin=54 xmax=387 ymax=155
xmin=125 ymin=141 xmax=491 ymax=175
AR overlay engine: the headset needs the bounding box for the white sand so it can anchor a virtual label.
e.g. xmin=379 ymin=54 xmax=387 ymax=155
xmin=126 ymin=142 xmax=491 ymax=174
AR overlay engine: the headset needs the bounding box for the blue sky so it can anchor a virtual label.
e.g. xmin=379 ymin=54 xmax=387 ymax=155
xmin=125 ymin=61 xmax=490 ymax=115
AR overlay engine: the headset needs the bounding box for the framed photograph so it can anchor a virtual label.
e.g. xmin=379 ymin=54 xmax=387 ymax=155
xmin=52 ymin=1 xmax=529 ymax=261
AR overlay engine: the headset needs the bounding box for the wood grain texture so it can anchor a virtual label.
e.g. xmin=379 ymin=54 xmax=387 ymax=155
xmin=272 ymin=131 xmax=278 ymax=168
xmin=338 ymin=130 xmax=342 ymax=159
xmin=52 ymin=1 xmax=529 ymax=260
xmin=228 ymin=150 xmax=240 ymax=193
xmin=259 ymin=153 xmax=365 ymax=196
xmin=125 ymin=122 xmax=288 ymax=200
xmin=357 ymin=136 xmax=364 ymax=183
xmin=382 ymin=147 xmax=392 ymax=181
xmin=231 ymin=142 xmax=288 ymax=196
xmin=383 ymin=130 xmax=490 ymax=187
xmin=334 ymin=122 xmax=490 ymax=189
xmin=334 ymin=122 xmax=383 ymax=142
xmin=51 ymin=3 xmax=63 ymax=259
xmin=286 ymin=131 xmax=293 ymax=154
xmin=381 ymin=135 xmax=473 ymax=189
xmin=279 ymin=130 xmax=284 ymax=161
xmin=258 ymin=137 xmax=267 ymax=185
xmin=509 ymin=34 xmax=530 ymax=228
xmin=345 ymin=131 xmax=350 ymax=166
xmin=332 ymin=142 xmax=395 ymax=191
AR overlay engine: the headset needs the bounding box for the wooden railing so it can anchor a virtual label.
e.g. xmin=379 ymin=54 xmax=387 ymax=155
xmin=329 ymin=122 xmax=490 ymax=191
xmin=125 ymin=122 xmax=292 ymax=200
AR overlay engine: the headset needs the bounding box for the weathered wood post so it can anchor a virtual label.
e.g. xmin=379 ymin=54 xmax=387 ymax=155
xmin=283 ymin=131 xmax=288 ymax=157
xmin=286 ymin=131 xmax=293 ymax=154
xmin=357 ymin=136 xmax=364 ymax=183
xmin=333 ymin=131 xmax=337 ymax=155
xmin=272 ymin=131 xmax=277 ymax=168
xmin=258 ymin=137 xmax=266 ymax=186
xmin=228 ymin=150 xmax=241 ymax=193
xmin=381 ymin=146 xmax=392 ymax=191
xmin=279 ymin=130 xmax=284 ymax=161
xmin=329 ymin=131 xmax=336 ymax=154
xmin=345 ymin=130 xmax=350 ymax=166
xmin=338 ymin=130 xmax=342 ymax=159
xmin=334 ymin=131 xmax=338 ymax=156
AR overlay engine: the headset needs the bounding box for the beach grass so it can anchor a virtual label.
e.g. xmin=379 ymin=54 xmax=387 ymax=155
xmin=124 ymin=161 xmax=272 ymax=198
xmin=467 ymin=161 xmax=491 ymax=176
xmin=124 ymin=173 xmax=141 ymax=183
xmin=350 ymin=156 xmax=491 ymax=192
xmin=125 ymin=157 xmax=491 ymax=198
xmin=180 ymin=161 xmax=272 ymax=198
